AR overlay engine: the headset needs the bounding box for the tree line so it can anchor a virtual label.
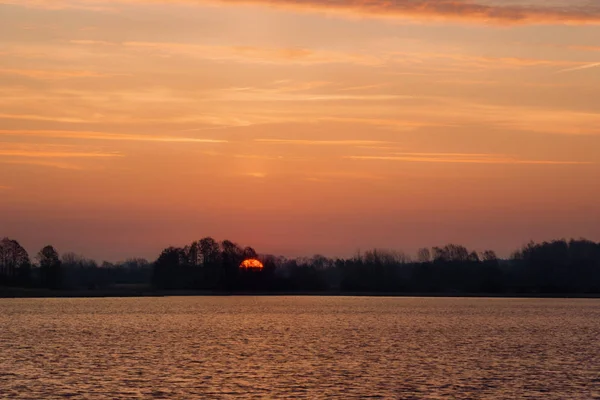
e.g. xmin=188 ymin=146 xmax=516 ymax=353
xmin=1 ymin=237 xmax=600 ymax=294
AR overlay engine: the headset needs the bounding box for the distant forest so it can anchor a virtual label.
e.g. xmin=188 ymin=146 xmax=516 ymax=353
xmin=1 ymin=237 xmax=600 ymax=295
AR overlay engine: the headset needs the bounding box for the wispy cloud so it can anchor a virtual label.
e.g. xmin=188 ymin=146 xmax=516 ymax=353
xmin=0 ymin=159 xmax=86 ymax=170
xmin=568 ymin=45 xmax=600 ymax=52
xmin=255 ymin=139 xmax=391 ymax=146
xmin=0 ymin=185 xmax=12 ymax=190
xmin=0 ymin=68 xmax=117 ymax=79
xmin=0 ymin=130 xmax=228 ymax=143
xmin=71 ymin=40 xmax=578 ymax=70
xmin=0 ymin=0 xmax=114 ymax=11
xmin=69 ymin=40 xmax=115 ymax=46
xmin=0 ymin=113 xmax=91 ymax=123
xmin=122 ymin=41 xmax=383 ymax=65
xmin=304 ymin=171 xmax=386 ymax=182
xmin=0 ymin=143 xmax=123 ymax=159
xmin=557 ymin=62 xmax=600 ymax=73
xmin=346 ymin=153 xmax=592 ymax=165
xmin=233 ymin=154 xmax=285 ymax=160
xmin=5 ymin=0 xmax=600 ymax=25
xmin=217 ymin=86 xmax=409 ymax=102
xmin=337 ymin=84 xmax=389 ymax=92
xmin=0 ymin=149 xmax=122 ymax=158
xmin=319 ymin=117 xmax=450 ymax=130
xmin=0 ymin=143 xmax=122 ymax=169
xmin=244 ymin=172 xmax=267 ymax=178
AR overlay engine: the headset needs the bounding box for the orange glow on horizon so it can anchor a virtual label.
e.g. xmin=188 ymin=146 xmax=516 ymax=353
xmin=0 ymin=0 xmax=599 ymax=262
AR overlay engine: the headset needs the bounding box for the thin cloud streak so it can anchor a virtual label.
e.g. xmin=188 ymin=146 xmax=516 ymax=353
xmin=244 ymin=172 xmax=267 ymax=178
xmin=5 ymin=0 xmax=600 ymax=25
xmin=121 ymin=41 xmax=384 ymax=65
xmin=557 ymin=62 xmax=600 ymax=73
xmin=393 ymin=152 xmax=502 ymax=158
xmin=0 ymin=113 xmax=91 ymax=123
xmin=0 ymin=159 xmax=86 ymax=170
xmin=0 ymin=130 xmax=229 ymax=144
xmin=0 ymin=144 xmax=123 ymax=159
xmin=255 ymin=139 xmax=391 ymax=146
xmin=71 ymin=40 xmax=581 ymax=70
xmin=0 ymin=68 xmax=117 ymax=79
xmin=571 ymin=46 xmax=600 ymax=52
xmin=346 ymin=154 xmax=593 ymax=165
xmin=319 ymin=117 xmax=450 ymax=130
xmin=0 ymin=150 xmax=123 ymax=158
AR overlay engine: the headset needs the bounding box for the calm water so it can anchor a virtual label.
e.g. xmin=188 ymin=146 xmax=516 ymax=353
xmin=1 ymin=297 xmax=599 ymax=399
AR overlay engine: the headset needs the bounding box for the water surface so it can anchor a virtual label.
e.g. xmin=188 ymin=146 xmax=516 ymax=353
xmin=1 ymin=297 xmax=599 ymax=399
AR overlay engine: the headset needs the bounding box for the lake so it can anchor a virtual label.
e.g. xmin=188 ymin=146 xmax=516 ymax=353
xmin=1 ymin=297 xmax=599 ymax=399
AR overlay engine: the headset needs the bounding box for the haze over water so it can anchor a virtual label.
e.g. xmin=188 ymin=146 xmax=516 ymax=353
xmin=1 ymin=296 xmax=599 ymax=399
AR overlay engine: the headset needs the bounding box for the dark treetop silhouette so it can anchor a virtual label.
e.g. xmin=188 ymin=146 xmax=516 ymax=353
xmin=1 ymin=237 xmax=600 ymax=295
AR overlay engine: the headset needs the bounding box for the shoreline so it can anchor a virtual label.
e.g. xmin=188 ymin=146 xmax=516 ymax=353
xmin=1 ymin=287 xmax=600 ymax=299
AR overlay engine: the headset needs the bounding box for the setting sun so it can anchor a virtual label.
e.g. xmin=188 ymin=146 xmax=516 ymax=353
xmin=240 ymin=259 xmax=264 ymax=271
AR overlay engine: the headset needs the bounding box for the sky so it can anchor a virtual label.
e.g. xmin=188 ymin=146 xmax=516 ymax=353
xmin=0 ymin=0 xmax=599 ymax=262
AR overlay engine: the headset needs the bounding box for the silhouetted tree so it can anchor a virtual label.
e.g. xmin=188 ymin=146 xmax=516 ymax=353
xmin=221 ymin=240 xmax=244 ymax=288
xmin=199 ymin=237 xmax=221 ymax=267
xmin=59 ymin=252 xmax=101 ymax=289
xmin=417 ymin=248 xmax=431 ymax=263
xmin=243 ymin=246 xmax=258 ymax=259
xmin=37 ymin=245 xmax=62 ymax=289
xmin=184 ymin=242 xmax=203 ymax=267
xmin=195 ymin=237 xmax=218 ymax=287
xmin=468 ymin=251 xmax=480 ymax=262
xmin=433 ymin=244 xmax=470 ymax=263
xmin=152 ymin=247 xmax=188 ymax=290
xmin=0 ymin=237 xmax=31 ymax=286
xmin=482 ymin=250 xmax=498 ymax=263
xmin=1 ymin=235 xmax=598 ymax=296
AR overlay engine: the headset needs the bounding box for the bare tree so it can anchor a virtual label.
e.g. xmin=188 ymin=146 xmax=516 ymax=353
xmin=417 ymin=248 xmax=431 ymax=263
xmin=0 ymin=237 xmax=31 ymax=283
xmin=481 ymin=250 xmax=498 ymax=262
xmin=433 ymin=244 xmax=470 ymax=262
xmin=37 ymin=245 xmax=62 ymax=288
xmin=199 ymin=237 xmax=221 ymax=267
xmin=243 ymin=246 xmax=258 ymax=260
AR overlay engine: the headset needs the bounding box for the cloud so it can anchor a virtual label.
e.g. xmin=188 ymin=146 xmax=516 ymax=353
xmin=337 ymin=84 xmax=389 ymax=92
xmin=0 ymin=108 xmax=259 ymax=127
xmin=122 ymin=41 xmax=383 ymax=65
xmin=0 ymin=130 xmax=228 ymax=143
xmin=255 ymin=139 xmax=391 ymax=146
xmin=569 ymin=45 xmax=600 ymax=52
xmin=245 ymin=172 xmax=267 ymax=178
xmin=0 ymin=113 xmax=91 ymax=123
xmin=304 ymin=171 xmax=386 ymax=182
xmin=4 ymin=0 xmax=600 ymax=25
xmin=318 ymin=116 xmax=450 ymax=130
xmin=72 ymin=40 xmax=578 ymax=70
xmin=557 ymin=62 xmax=600 ymax=73
xmin=0 ymin=185 xmax=12 ymax=190
xmin=0 ymin=149 xmax=123 ymax=158
xmin=0 ymin=0 xmax=114 ymax=11
xmin=233 ymin=154 xmax=285 ymax=160
xmin=0 ymin=143 xmax=122 ymax=170
xmin=0 ymin=159 xmax=86 ymax=170
xmin=346 ymin=153 xmax=593 ymax=165
xmin=0 ymin=68 xmax=116 ymax=80
xmin=69 ymin=40 xmax=115 ymax=46
xmin=217 ymin=87 xmax=410 ymax=102
xmin=0 ymin=143 xmax=123 ymax=158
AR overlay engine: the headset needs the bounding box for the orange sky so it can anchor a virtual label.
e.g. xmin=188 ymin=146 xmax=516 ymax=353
xmin=1 ymin=0 xmax=599 ymax=261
